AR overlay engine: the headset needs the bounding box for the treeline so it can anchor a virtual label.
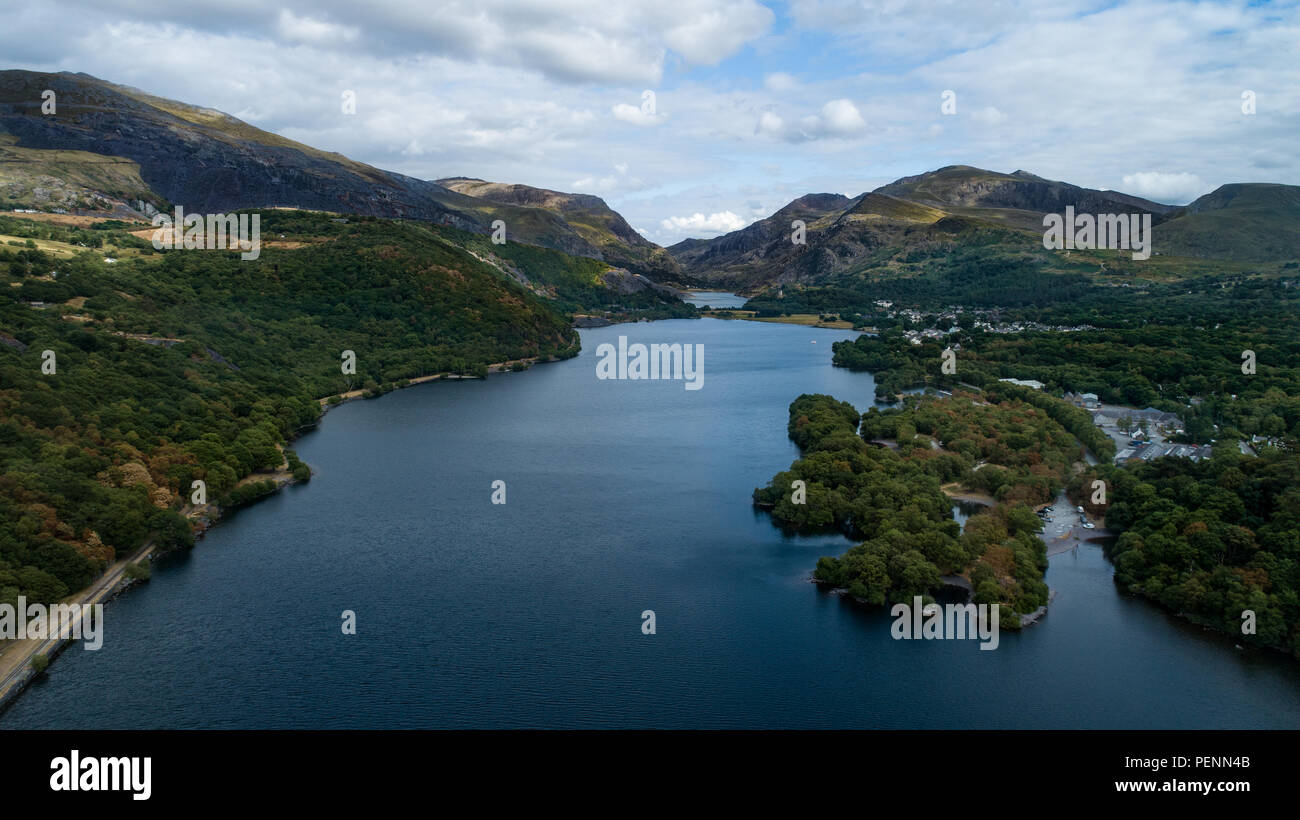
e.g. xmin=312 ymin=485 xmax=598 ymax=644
xmin=985 ymin=382 xmax=1117 ymax=463
xmin=0 ymin=211 xmax=597 ymax=605
xmin=754 ymin=392 xmax=1066 ymax=620
xmin=745 ymin=246 xmax=1095 ymax=316
xmin=860 ymin=388 xmax=1087 ymax=505
xmin=832 ymin=323 xmax=1299 ymax=447
xmin=1081 ymin=451 xmax=1300 ymax=656
xmin=443 ymin=224 xmax=696 ymax=320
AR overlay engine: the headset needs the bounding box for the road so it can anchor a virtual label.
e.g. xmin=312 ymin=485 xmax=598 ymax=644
xmin=0 ymin=539 xmax=156 ymax=705
xmin=1039 ymin=490 xmax=1113 ymax=556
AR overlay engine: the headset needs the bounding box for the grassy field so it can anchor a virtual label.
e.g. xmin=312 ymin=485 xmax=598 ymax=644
xmin=702 ymin=309 xmax=855 ymax=329
xmin=0 ymin=232 xmax=150 ymax=260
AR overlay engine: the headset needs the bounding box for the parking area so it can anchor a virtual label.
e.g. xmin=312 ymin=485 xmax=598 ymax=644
xmin=1037 ymin=490 xmax=1108 ymax=556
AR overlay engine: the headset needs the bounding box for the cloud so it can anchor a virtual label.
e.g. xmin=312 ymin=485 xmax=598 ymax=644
xmin=818 ymin=98 xmax=867 ymax=134
xmin=1120 ymin=171 xmax=1212 ymax=203
xmin=764 ymin=72 xmax=799 ymax=92
xmin=612 ymin=102 xmax=666 ymax=126
xmin=573 ymin=163 xmax=645 ymax=194
xmin=755 ymin=98 xmax=869 ymax=142
xmin=660 ymin=211 xmax=749 ymax=235
xmin=663 ymin=2 xmax=774 ymax=64
xmin=792 ymin=98 xmax=867 ymax=140
xmin=1 ymin=0 xmax=1297 ymax=249
xmin=788 ymin=0 xmax=1107 ymax=64
xmin=755 ymin=110 xmax=785 ymax=137
xmin=970 ymin=106 xmax=1005 ymax=125
xmin=34 ymin=0 xmax=773 ymax=86
xmin=275 ymin=9 xmax=358 ymax=46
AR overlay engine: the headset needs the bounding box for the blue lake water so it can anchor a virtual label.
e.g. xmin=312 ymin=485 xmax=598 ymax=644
xmin=682 ymin=291 xmax=748 ymax=309
xmin=4 ymin=318 xmax=1298 ymax=728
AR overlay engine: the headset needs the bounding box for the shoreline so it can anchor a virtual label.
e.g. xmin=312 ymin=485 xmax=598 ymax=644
xmin=0 ymin=354 xmax=550 ymax=716
xmin=811 ymin=575 xmax=1054 ymax=631
xmin=700 ymin=310 xmax=857 ymax=330
xmin=0 ymin=538 xmax=157 ymax=712
xmin=317 ymin=355 xmax=542 ymax=408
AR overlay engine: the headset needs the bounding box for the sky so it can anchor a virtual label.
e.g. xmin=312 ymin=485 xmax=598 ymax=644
xmin=3 ymin=0 xmax=1297 ymax=244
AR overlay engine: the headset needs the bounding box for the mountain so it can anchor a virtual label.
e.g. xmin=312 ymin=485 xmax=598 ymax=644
xmin=668 ymin=165 xmax=1291 ymax=292
xmin=0 ymin=206 xmax=593 ymax=606
xmin=437 ymin=178 xmax=684 ymax=283
xmin=873 ymin=165 xmax=1176 ymax=231
xmin=0 ymin=70 xmax=682 ymax=283
xmin=1155 ymin=183 xmax=1300 ymax=262
xmin=667 ymin=193 xmax=850 ymax=289
xmin=0 ymin=59 xmax=703 ymax=612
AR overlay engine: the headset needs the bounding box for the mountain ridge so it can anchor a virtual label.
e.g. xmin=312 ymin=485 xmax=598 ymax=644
xmin=0 ymin=69 xmax=685 ymax=283
xmin=669 ymin=165 xmax=1300 ymax=290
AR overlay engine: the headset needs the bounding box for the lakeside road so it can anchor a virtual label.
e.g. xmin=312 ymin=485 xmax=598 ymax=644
xmin=1 ymin=355 xmax=547 ymax=712
xmin=318 ymin=357 xmax=542 ymax=406
xmin=0 ymin=538 xmax=156 ymax=707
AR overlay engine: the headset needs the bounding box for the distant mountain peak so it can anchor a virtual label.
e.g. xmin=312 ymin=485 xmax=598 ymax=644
xmin=0 ymin=68 xmax=685 ymax=283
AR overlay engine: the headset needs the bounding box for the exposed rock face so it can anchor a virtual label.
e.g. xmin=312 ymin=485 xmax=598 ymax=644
xmin=875 ymin=166 xmax=1176 ymax=222
xmin=0 ymin=71 xmax=476 ymax=228
xmin=0 ymin=70 xmax=683 ymax=281
xmin=599 ymin=267 xmax=684 ymax=299
xmin=668 ymin=193 xmax=852 ymax=290
xmin=667 ymin=166 xmax=1197 ymax=290
xmin=439 ymin=177 xmax=686 ymax=283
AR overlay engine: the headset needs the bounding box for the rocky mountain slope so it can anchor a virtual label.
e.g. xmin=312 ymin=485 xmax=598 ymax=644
xmin=0 ymin=70 xmax=683 ymax=283
xmin=670 ymin=165 xmax=1297 ymax=291
xmin=438 ymin=177 xmax=683 ymax=282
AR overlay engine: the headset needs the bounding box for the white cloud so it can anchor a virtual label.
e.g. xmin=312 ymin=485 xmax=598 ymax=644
xmin=756 ymin=110 xmax=785 ymax=137
xmin=574 ymin=163 xmax=645 ymax=194
xmin=1120 ymin=171 xmax=1212 ymax=203
xmin=788 ymin=0 xmax=1106 ymax=63
xmin=819 ymin=98 xmax=867 ymax=134
xmin=1 ymin=0 xmax=1297 ymax=248
xmin=275 ymin=9 xmax=358 ymax=46
xmin=970 ymin=106 xmax=1006 ymax=125
xmin=612 ymin=102 xmax=666 ymax=126
xmin=660 ymin=211 xmax=749 ymax=235
xmin=764 ymin=72 xmax=799 ymax=92
xmin=791 ymin=99 xmax=867 ymax=140
xmin=663 ymin=2 xmax=774 ymax=64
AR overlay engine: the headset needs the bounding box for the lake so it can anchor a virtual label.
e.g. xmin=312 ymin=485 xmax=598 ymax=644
xmin=682 ymin=291 xmax=748 ymax=309
xmin=4 ymin=317 xmax=1298 ymax=728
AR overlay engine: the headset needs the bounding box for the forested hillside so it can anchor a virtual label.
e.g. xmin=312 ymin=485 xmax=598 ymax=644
xmin=1081 ymin=452 xmax=1300 ymax=657
xmin=832 ymin=280 xmax=1300 ymax=449
xmin=0 ymin=209 xmax=662 ymax=608
xmin=753 ymin=391 xmax=1091 ymax=621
